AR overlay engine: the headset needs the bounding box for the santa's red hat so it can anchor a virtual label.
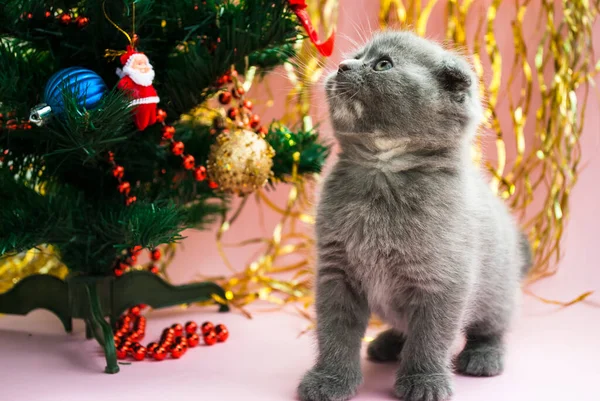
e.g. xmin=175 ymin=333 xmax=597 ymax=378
xmin=120 ymin=45 xmax=142 ymax=67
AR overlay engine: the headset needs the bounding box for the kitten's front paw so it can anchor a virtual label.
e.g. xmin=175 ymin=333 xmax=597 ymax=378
xmin=394 ymin=370 xmax=453 ymax=401
xmin=455 ymin=342 xmax=504 ymax=377
xmin=297 ymin=366 xmax=362 ymax=401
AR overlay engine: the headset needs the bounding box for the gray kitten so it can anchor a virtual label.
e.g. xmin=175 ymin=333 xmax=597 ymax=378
xmin=297 ymin=31 xmax=532 ymax=401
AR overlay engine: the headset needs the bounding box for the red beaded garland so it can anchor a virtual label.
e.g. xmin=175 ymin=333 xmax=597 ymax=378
xmin=201 ymin=321 xmax=214 ymax=335
xmin=156 ymin=109 xmax=167 ymax=123
xmin=182 ymin=155 xmax=195 ymax=170
xmin=171 ymin=141 xmax=184 ymax=156
xmin=185 ymin=321 xmax=198 ymax=335
xmin=219 ymin=92 xmax=232 ymax=104
xmin=116 ymin=348 xmax=128 ymax=360
xmin=132 ymin=346 xmax=147 ymax=361
xmin=215 ymin=324 xmax=229 ymax=342
xmin=171 ymin=323 xmax=184 ymax=337
xmin=187 ymin=332 xmax=200 ymax=347
xmin=58 ymin=13 xmax=71 ymax=24
xmin=250 ymin=114 xmax=261 ymax=128
xmin=129 ymin=306 xmax=141 ymax=316
xmin=194 ymin=166 xmax=207 ymax=182
xmin=203 ymin=330 xmax=218 ymax=346
xmin=170 ymin=345 xmax=184 ymax=359
xmin=117 ymin=181 xmax=131 ymax=195
xmin=227 ymin=108 xmax=238 ymax=119
xmin=232 ymin=86 xmax=245 ymax=98
xmin=112 ymin=165 xmax=125 ymax=179
xmin=152 ymin=347 xmax=168 ymax=361
xmin=75 ymin=16 xmax=89 ymax=28
xmin=162 ymin=125 xmax=176 ymax=140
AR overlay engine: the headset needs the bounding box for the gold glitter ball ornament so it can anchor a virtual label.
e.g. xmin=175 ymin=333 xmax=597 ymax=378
xmin=207 ymin=129 xmax=275 ymax=195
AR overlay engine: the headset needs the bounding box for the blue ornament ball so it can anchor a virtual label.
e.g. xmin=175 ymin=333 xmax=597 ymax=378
xmin=43 ymin=67 xmax=108 ymax=116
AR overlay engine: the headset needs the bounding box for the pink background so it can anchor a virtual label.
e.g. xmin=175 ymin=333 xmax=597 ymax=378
xmin=0 ymin=2 xmax=599 ymax=400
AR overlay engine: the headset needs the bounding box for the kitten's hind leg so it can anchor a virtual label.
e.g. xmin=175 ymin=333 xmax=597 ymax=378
xmin=455 ymin=324 xmax=506 ymax=377
xmin=367 ymin=329 xmax=405 ymax=363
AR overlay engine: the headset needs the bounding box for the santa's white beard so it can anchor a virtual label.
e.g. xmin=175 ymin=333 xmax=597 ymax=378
xmin=123 ymin=65 xmax=155 ymax=87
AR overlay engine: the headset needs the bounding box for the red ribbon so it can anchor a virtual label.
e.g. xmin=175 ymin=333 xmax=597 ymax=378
xmin=288 ymin=0 xmax=335 ymax=57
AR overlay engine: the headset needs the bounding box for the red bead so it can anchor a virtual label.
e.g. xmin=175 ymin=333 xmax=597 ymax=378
xmin=120 ymin=315 xmax=132 ymax=326
xmin=257 ymin=126 xmax=269 ymax=136
xmin=126 ymin=196 xmax=137 ymax=206
xmin=171 ymin=323 xmax=184 ymax=337
xmin=117 ymin=181 xmax=131 ymax=195
xmin=182 ymin=155 xmax=195 ymax=170
xmin=113 ymin=267 xmax=124 ymax=277
xmin=171 ymin=141 xmax=184 ymax=156
xmin=216 ymin=75 xmax=228 ymax=86
xmin=147 ymin=342 xmax=159 ymax=356
xmin=203 ymin=330 xmax=218 ymax=346
xmin=120 ymin=340 xmax=132 ymax=351
xmin=185 ymin=321 xmax=198 ymax=335
xmin=116 ymin=348 xmax=128 ymax=360
xmin=227 ymin=108 xmax=238 ymax=119
xmin=129 ymin=306 xmax=141 ymax=316
xmin=194 ymin=166 xmax=207 ymax=182
xmin=130 ymin=245 xmax=142 ymax=256
xmin=250 ymin=114 xmax=261 ymax=128
xmin=219 ymin=92 xmax=232 ymax=105
xmin=232 ymin=87 xmax=245 ymax=98
xmin=162 ymin=125 xmax=175 ymax=140
xmin=153 ymin=347 xmax=168 ymax=361
xmin=45 ymin=10 xmax=52 ymax=18
xmin=112 ymin=165 xmax=125 ymax=179
xmin=170 ymin=345 xmax=184 ymax=359
xmin=201 ymin=322 xmax=214 ymax=335
xmin=148 ymin=249 xmax=160 ymax=261
xmin=128 ymin=332 xmax=140 ymax=342
xmin=187 ymin=333 xmax=200 ymax=347
xmin=119 ymin=261 xmax=130 ymax=270
xmin=58 ymin=13 xmax=71 ymax=24
xmin=242 ymin=100 xmax=253 ymax=110
xmin=156 ymin=109 xmax=167 ymax=123
xmin=150 ymin=265 xmax=160 ymax=274
xmin=208 ymin=181 xmax=218 ymax=189
xmin=215 ymin=324 xmax=229 ymax=342
xmin=132 ymin=346 xmax=146 ymax=361
xmin=162 ymin=328 xmax=175 ymax=338
xmin=75 ymin=16 xmax=89 ymax=28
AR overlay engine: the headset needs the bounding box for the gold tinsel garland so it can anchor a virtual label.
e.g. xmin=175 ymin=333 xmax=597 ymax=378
xmin=380 ymin=0 xmax=599 ymax=304
xmin=0 ymin=246 xmax=68 ymax=294
xmin=197 ymin=1 xmax=340 ymax=316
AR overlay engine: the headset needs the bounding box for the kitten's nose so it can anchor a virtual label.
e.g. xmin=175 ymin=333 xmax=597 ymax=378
xmin=337 ymin=59 xmax=361 ymax=74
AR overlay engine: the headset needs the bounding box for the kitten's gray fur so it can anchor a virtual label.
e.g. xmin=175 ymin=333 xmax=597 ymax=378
xmin=297 ymin=31 xmax=532 ymax=401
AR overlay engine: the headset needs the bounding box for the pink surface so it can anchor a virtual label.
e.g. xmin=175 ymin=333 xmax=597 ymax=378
xmin=1 ymin=2 xmax=599 ymax=400
xmin=0 ymin=299 xmax=598 ymax=401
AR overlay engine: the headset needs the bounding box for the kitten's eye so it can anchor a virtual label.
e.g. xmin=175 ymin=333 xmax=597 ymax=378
xmin=374 ymin=59 xmax=393 ymax=71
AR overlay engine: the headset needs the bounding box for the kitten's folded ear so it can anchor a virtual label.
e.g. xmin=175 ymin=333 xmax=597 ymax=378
xmin=436 ymin=58 xmax=472 ymax=92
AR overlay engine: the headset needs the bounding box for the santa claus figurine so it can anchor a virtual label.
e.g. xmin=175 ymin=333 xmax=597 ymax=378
xmin=117 ymin=46 xmax=160 ymax=131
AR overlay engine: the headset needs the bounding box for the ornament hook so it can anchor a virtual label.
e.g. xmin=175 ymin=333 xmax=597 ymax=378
xmin=29 ymin=103 xmax=52 ymax=126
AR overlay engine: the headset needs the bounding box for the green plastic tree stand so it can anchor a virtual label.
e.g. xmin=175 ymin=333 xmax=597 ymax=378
xmin=0 ymin=271 xmax=229 ymax=374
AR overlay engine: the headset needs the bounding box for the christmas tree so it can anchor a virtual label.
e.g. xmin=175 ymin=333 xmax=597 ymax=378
xmin=0 ymin=0 xmax=328 ymax=373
